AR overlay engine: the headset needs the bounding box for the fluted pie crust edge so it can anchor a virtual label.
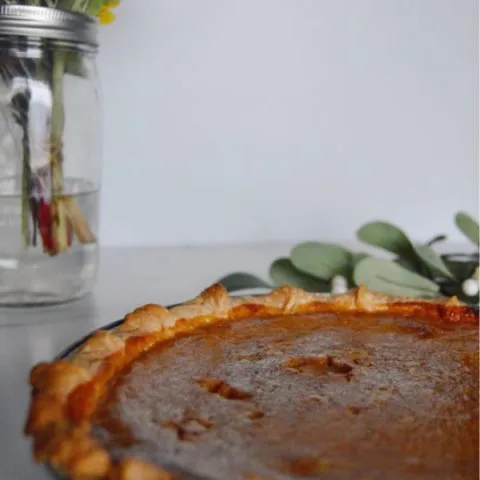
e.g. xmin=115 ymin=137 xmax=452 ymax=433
xmin=24 ymin=284 xmax=478 ymax=480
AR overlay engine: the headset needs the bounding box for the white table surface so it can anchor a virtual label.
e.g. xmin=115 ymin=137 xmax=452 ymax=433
xmin=0 ymin=243 xmax=472 ymax=479
xmin=0 ymin=245 xmax=290 ymax=479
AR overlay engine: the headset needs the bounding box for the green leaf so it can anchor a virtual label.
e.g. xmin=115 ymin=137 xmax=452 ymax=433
xmin=395 ymin=256 xmax=421 ymax=273
xmin=426 ymin=234 xmax=447 ymax=247
xmin=357 ymin=221 xmax=417 ymax=260
xmin=353 ymin=257 xmax=440 ymax=298
xmin=290 ymin=242 xmax=352 ymax=280
xmin=356 ymin=221 xmax=455 ymax=279
xmin=352 ymin=252 xmax=369 ymax=266
xmin=218 ymin=273 xmax=271 ymax=292
xmin=414 ymin=244 xmax=454 ymax=280
xmin=442 ymin=253 xmax=479 ymax=282
xmin=455 ymin=212 xmax=480 ymax=246
xmin=342 ymin=252 xmax=370 ymax=287
xmin=444 ymin=261 xmax=473 ymax=281
xmin=86 ymin=0 xmax=105 ymax=16
xmin=64 ymin=53 xmax=87 ymax=78
xmin=57 ymin=0 xmax=80 ymax=10
xmin=269 ymin=258 xmax=331 ymax=292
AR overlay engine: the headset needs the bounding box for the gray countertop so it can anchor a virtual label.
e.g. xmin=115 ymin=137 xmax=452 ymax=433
xmin=0 ymin=243 xmax=472 ymax=479
xmin=0 ymin=245 xmax=286 ymax=479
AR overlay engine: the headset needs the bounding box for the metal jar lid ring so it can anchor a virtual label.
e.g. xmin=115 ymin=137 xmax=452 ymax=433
xmin=0 ymin=4 xmax=98 ymax=48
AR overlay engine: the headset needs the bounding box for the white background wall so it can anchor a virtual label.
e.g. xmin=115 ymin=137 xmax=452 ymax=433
xmin=97 ymin=0 xmax=478 ymax=246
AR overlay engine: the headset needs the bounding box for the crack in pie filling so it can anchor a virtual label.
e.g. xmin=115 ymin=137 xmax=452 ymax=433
xmin=25 ymin=285 xmax=479 ymax=480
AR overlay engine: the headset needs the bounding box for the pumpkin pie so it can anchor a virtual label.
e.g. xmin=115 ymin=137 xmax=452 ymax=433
xmin=25 ymin=284 xmax=479 ymax=479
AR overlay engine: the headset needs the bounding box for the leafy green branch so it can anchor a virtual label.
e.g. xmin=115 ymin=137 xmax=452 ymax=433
xmin=218 ymin=212 xmax=480 ymax=304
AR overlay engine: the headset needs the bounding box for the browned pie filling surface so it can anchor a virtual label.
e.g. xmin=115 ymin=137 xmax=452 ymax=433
xmin=92 ymin=313 xmax=479 ymax=480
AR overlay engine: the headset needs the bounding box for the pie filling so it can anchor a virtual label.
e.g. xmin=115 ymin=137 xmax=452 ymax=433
xmin=92 ymin=313 xmax=479 ymax=480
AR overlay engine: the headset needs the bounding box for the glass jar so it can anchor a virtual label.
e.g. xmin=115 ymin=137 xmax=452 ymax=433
xmin=0 ymin=5 xmax=101 ymax=306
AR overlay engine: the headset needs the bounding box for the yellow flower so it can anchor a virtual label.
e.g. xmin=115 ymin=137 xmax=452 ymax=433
xmin=97 ymin=1 xmax=120 ymax=25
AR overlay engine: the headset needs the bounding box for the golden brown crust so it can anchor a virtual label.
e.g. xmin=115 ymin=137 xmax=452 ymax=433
xmin=24 ymin=283 xmax=478 ymax=480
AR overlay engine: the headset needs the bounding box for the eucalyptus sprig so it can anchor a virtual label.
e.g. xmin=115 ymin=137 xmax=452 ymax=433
xmin=219 ymin=212 xmax=480 ymax=305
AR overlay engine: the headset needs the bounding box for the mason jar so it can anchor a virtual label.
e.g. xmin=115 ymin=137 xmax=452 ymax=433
xmin=0 ymin=5 xmax=101 ymax=306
